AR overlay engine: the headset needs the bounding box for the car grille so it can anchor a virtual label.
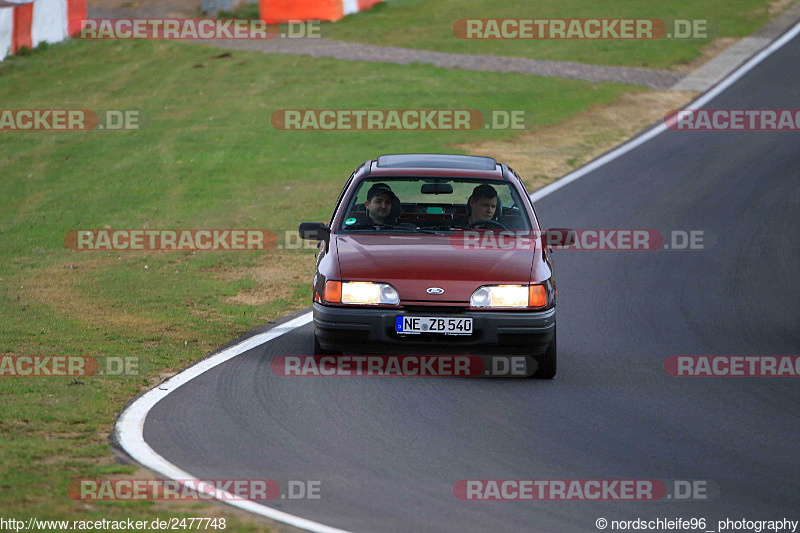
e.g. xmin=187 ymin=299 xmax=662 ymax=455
xmin=399 ymin=305 xmax=468 ymax=314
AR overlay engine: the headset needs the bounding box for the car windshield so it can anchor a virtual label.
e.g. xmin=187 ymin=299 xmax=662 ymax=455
xmin=338 ymin=177 xmax=533 ymax=233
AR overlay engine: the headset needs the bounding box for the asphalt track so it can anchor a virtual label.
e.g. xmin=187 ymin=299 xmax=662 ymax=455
xmin=136 ymin=29 xmax=799 ymax=533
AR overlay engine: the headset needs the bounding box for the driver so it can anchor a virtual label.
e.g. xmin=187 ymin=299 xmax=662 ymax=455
xmin=455 ymin=184 xmax=498 ymax=226
xmin=352 ymin=183 xmax=399 ymax=225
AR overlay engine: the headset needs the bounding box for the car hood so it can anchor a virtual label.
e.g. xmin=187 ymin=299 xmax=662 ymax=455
xmin=335 ymin=234 xmax=535 ymax=303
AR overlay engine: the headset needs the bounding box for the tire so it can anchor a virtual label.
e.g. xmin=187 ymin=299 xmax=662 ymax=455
xmin=531 ymin=324 xmax=556 ymax=379
xmin=313 ymin=332 xmax=340 ymax=356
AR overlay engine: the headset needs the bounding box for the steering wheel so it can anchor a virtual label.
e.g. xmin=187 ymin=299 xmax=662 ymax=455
xmin=467 ymin=219 xmax=508 ymax=230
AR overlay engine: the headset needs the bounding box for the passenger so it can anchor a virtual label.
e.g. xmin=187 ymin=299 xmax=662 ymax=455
xmin=455 ymin=184 xmax=498 ymax=226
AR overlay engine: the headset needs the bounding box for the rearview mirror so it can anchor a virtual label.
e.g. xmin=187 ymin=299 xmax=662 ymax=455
xmin=299 ymin=222 xmax=330 ymax=241
xmin=421 ymin=183 xmax=453 ymax=195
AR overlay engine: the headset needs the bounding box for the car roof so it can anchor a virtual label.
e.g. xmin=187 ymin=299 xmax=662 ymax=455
xmin=369 ymin=154 xmax=503 ymax=178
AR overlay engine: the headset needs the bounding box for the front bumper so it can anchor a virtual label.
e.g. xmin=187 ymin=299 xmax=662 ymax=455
xmin=313 ymin=303 xmax=555 ymax=355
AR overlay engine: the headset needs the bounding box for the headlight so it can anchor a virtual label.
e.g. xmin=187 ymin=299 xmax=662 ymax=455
xmin=339 ymin=281 xmax=400 ymax=305
xmin=470 ymin=284 xmax=547 ymax=308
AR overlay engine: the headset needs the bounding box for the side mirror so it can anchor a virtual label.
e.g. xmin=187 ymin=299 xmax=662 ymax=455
xmin=544 ymin=228 xmax=576 ymax=248
xmin=299 ymin=222 xmax=330 ymax=241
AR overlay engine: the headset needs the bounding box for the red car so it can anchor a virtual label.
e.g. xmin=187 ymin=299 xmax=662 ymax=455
xmin=299 ymin=154 xmax=570 ymax=378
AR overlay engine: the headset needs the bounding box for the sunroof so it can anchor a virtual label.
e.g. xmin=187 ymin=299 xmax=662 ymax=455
xmin=376 ymin=154 xmax=497 ymax=171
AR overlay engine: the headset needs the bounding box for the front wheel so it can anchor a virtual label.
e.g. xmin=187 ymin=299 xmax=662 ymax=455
xmin=313 ymin=332 xmax=341 ymax=356
xmin=531 ymin=325 xmax=556 ymax=379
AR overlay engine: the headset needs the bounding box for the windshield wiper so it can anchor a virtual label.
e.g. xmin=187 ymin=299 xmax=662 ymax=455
xmin=345 ymin=223 xmax=449 ymax=235
xmin=426 ymin=224 xmax=471 ymax=231
xmin=345 ymin=223 xmax=413 ymax=231
xmin=409 ymin=227 xmax=448 ymax=235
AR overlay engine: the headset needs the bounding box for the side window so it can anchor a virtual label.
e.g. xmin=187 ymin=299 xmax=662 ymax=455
xmin=329 ymin=167 xmax=358 ymax=226
xmin=497 ymin=187 xmax=514 ymax=210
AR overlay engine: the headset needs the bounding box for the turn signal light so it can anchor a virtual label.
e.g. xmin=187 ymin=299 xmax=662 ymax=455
xmin=323 ymin=280 xmax=342 ymax=303
xmin=528 ymin=284 xmax=547 ymax=308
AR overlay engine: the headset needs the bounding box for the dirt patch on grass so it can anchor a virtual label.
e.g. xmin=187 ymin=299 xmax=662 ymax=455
xmin=767 ymin=0 xmax=796 ymax=13
xmin=23 ymin=258 xmax=184 ymax=341
xmin=43 ymin=431 xmax=107 ymax=441
xmin=213 ymin=251 xmax=316 ymax=306
xmin=455 ymin=89 xmax=699 ymax=192
xmin=40 ymin=454 xmax=112 ymax=466
xmin=149 ymin=369 xmax=178 ymax=387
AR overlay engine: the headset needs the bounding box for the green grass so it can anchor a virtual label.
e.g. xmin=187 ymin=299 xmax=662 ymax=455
xmin=0 ymin=38 xmax=634 ymax=524
xmin=219 ymin=4 xmax=260 ymax=19
xmin=323 ymin=0 xmax=781 ymax=68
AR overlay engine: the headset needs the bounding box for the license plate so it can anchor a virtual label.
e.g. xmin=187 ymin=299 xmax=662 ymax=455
xmin=395 ymin=316 xmax=473 ymax=335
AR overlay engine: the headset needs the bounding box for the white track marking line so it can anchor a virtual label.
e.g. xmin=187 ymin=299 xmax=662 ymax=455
xmin=116 ymin=313 xmax=353 ymax=533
